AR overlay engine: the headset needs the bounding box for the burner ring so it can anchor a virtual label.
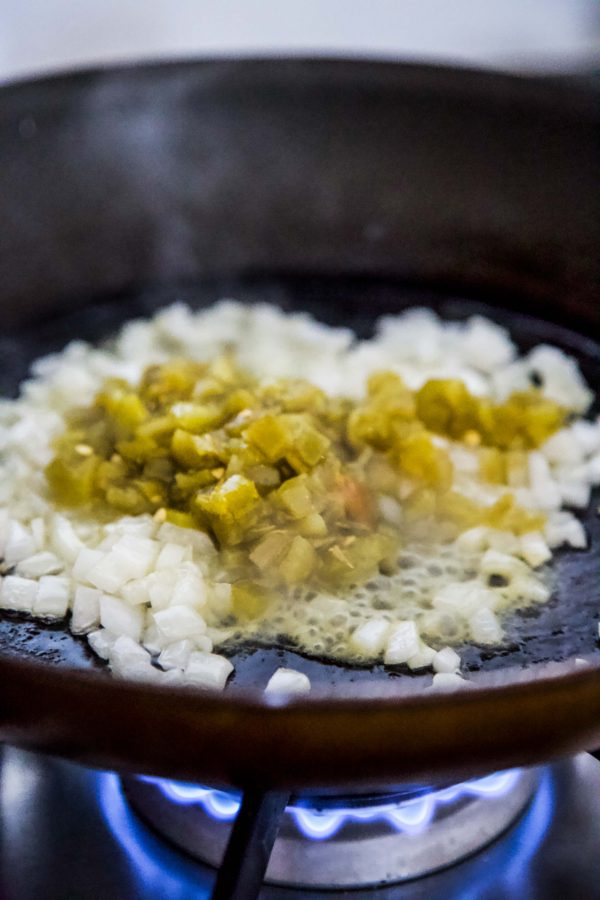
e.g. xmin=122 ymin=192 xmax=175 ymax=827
xmin=122 ymin=768 xmax=539 ymax=889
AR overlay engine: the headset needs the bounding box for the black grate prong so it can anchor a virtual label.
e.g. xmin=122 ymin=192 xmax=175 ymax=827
xmin=211 ymin=787 xmax=290 ymax=900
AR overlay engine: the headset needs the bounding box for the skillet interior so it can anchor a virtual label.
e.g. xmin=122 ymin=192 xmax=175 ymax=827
xmin=0 ymin=278 xmax=599 ymax=695
xmin=0 ymin=59 xmax=598 ymax=787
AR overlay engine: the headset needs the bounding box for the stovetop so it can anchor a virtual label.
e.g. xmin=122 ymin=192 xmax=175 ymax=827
xmin=1 ymin=746 xmax=600 ymax=900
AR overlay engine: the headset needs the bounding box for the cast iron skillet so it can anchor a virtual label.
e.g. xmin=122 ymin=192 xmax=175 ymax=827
xmin=0 ymin=59 xmax=598 ymax=791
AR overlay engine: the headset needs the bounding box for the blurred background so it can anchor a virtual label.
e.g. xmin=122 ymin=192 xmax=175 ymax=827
xmin=1 ymin=0 xmax=599 ymax=83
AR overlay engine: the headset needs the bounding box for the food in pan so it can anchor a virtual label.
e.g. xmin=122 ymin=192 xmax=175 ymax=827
xmin=1 ymin=302 xmax=599 ymax=691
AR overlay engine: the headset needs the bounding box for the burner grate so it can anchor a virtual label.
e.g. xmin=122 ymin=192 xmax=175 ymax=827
xmin=121 ymin=768 xmax=539 ymax=892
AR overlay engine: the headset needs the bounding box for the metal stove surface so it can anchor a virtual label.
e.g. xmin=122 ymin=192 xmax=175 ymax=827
xmin=1 ymin=746 xmax=600 ymax=900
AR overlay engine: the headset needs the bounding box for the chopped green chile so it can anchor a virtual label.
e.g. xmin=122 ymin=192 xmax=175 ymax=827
xmin=46 ymin=356 xmax=563 ymax=600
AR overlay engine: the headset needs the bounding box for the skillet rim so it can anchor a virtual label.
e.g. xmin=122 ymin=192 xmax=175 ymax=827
xmin=1 ymin=640 xmax=600 ymax=788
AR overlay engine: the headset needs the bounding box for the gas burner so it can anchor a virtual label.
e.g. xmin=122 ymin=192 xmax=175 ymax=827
xmin=122 ymin=768 xmax=538 ymax=889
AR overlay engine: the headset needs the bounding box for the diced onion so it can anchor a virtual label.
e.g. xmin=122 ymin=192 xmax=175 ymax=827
xmin=34 ymin=575 xmax=71 ymax=618
xmin=0 ymin=575 xmax=38 ymax=612
xmin=154 ymin=606 xmax=207 ymax=643
xmin=99 ymin=594 xmax=144 ymax=641
xmin=384 ymin=621 xmax=420 ymax=665
xmin=432 ymin=646 xmax=461 ymax=674
xmin=265 ymin=667 xmax=311 ymax=695
xmin=184 ymin=651 xmax=233 ymax=690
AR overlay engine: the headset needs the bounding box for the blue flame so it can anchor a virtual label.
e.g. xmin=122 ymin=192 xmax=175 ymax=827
xmin=97 ymin=766 xmax=555 ymax=897
xmin=458 ymin=769 xmax=555 ymax=900
xmin=155 ymin=780 xmax=241 ymax=819
xmin=97 ymin=772 xmax=213 ymax=899
xmin=139 ymin=768 xmax=521 ymax=841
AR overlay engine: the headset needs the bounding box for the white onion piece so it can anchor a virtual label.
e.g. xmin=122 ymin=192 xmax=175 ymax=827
xmin=479 ymin=550 xmax=529 ymax=581
xmin=193 ymin=633 xmax=214 ymax=652
xmin=486 ymin=530 xmax=520 ymax=554
xmin=157 ymin=522 xmax=216 ymax=556
xmin=121 ymin=578 xmax=152 ymax=607
xmin=30 ymin=517 xmax=46 ymax=550
xmin=106 ymin=515 xmax=156 ymax=538
xmin=432 ymin=581 xmax=498 ymax=620
xmin=111 ymin=535 xmax=160 ymax=580
xmin=542 ymin=429 xmax=584 ymax=466
xmin=407 ymin=643 xmax=437 ymax=670
xmin=158 ymin=639 xmax=195 ymax=671
xmin=350 ymin=619 xmax=390 ymax=656
xmin=159 ymin=668 xmax=185 ymax=685
xmin=50 ymin=514 xmax=84 ymax=563
xmin=528 ymin=453 xmax=562 ymax=511
xmin=87 ymin=628 xmax=116 ymax=660
xmin=155 ymin=542 xmax=190 ymax=569
xmin=454 ymin=526 xmax=491 ymax=553
xmin=558 ymin=480 xmax=591 ymax=509
xmin=519 ymin=532 xmax=552 ymax=568
xmin=506 ymin=576 xmax=551 ymax=605
xmin=17 ymin=552 xmax=63 ymax=578
xmin=72 ymin=548 xmax=105 ymax=583
xmin=545 ymin=512 xmax=587 ymax=550
xmin=99 ymin=594 xmax=144 ymax=641
xmin=146 ymin=569 xmax=180 ymax=609
xmin=0 ymin=575 xmax=37 ymax=612
xmin=110 ymin=634 xmax=150 ymax=668
xmin=141 ymin=623 xmax=164 ymax=655
xmin=71 ymin=585 xmax=101 ymax=633
xmin=524 ymin=345 xmax=593 ymax=412
xmin=432 ymin=646 xmax=461 ymax=674
xmin=170 ymin=566 xmax=207 ymax=609
xmin=114 ymin=659 xmax=162 ymax=683
xmin=184 ymin=651 xmax=233 ymax=690
xmin=265 ymin=668 xmax=311 ymax=695
xmin=34 ymin=575 xmax=71 ymax=618
xmin=571 ymin=420 xmax=600 ymax=455
xmin=461 ymin=316 xmax=515 ymax=372
xmin=4 ymin=521 xmax=37 ymax=567
xmin=432 ymin=672 xmax=469 ymax=691
xmin=86 ymin=552 xmax=135 ymax=594
xmin=97 ymin=533 xmax=119 ymax=553
xmin=469 ymin=607 xmax=503 ymax=645
xmin=0 ymin=509 xmax=9 ymax=557
xmin=154 ymin=606 xmax=207 ymax=643
xmin=384 ymin=621 xmax=420 ymax=665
